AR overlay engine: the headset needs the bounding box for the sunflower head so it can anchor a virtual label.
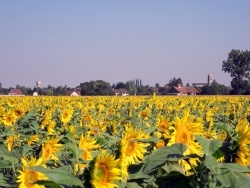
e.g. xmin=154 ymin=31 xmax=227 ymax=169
xmin=41 ymin=137 xmax=63 ymax=163
xmin=88 ymin=151 xmax=121 ymax=188
xmin=16 ymin=157 xmax=48 ymax=188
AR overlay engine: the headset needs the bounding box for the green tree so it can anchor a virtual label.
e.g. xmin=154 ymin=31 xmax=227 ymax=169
xmin=155 ymin=83 xmax=160 ymax=88
xmin=80 ymin=80 xmax=114 ymax=95
xmin=222 ymin=49 xmax=250 ymax=94
xmin=168 ymin=77 xmax=183 ymax=87
xmin=201 ymin=81 xmax=229 ymax=95
xmin=115 ymin=82 xmax=125 ymax=89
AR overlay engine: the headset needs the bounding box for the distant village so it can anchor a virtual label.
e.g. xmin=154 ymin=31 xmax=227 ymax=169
xmin=0 ymin=72 xmax=232 ymax=96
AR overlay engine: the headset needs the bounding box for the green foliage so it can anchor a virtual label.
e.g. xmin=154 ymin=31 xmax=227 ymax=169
xmin=195 ymin=135 xmax=223 ymax=156
xmin=168 ymin=77 xmax=183 ymax=87
xmin=201 ymin=81 xmax=230 ymax=95
xmin=222 ymin=49 xmax=250 ymax=94
xmin=80 ymin=80 xmax=114 ymax=95
xmin=29 ymin=166 xmax=84 ymax=187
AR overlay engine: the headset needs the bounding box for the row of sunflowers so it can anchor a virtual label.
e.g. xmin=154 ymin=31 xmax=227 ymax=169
xmin=0 ymin=95 xmax=250 ymax=187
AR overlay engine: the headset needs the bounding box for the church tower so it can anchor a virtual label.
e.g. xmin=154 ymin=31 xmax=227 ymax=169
xmin=208 ymin=72 xmax=214 ymax=86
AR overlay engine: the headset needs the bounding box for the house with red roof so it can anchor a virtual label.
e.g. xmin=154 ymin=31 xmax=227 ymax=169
xmin=113 ymin=88 xmax=129 ymax=96
xmin=168 ymin=84 xmax=199 ymax=96
xmin=66 ymin=89 xmax=81 ymax=96
xmin=8 ymin=88 xmax=24 ymax=96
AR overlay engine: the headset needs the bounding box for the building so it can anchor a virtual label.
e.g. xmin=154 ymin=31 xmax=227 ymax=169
xmin=8 ymin=88 xmax=24 ymax=96
xmin=66 ymin=89 xmax=81 ymax=96
xmin=113 ymin=88 xmax=129 ymax=96
xmin=193 ymin=72 xmax=214 ymax=87
xmin=168 ymin=84 xmax=199 ymax=95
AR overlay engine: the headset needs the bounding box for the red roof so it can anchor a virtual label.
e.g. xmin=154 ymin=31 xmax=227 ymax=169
xmin=8 ymin=89 xmax=24 ymax=95
xmin=171 ymin=86 xmax=199 ymax=94
xmin=113 ymin=88 xmax=129 ymax=95
xmin=66 ymin=90 xmax=81 ymax=96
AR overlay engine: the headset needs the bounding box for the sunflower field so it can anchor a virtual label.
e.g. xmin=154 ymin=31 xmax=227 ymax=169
xmin=0 ymin=95 xmax=250 ymax=188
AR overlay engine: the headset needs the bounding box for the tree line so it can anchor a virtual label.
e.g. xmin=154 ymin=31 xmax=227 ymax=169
xmin=0 ymin=49 xmax=249 ymax=95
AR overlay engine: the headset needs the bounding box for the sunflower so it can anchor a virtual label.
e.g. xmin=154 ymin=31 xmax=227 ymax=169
xmin=7 ymin=98 xmax=15 ymax=107
xmin=2 ymin=110 xmax=17 ymax=126
xmin=16 ymin=157 xmax=48 ymax=188
xmin=78 ymin=133 xmax=99 ymax=161
xmin=46 ymin=120 xmax=56 ymax=135
xmin=40 ymin=110 xmax=53 ymax=129
xmin=61 ymin=107 xmax=73 ymax=125
xmin=138 ymin=108 xmax=150 ymax=121
xmin=90 ymin=151 xmax=121 ymax=188
xmin=205 ymin=110 xmax=214 ymax=126
xmin=13 ymin=105 xmax=25 ymax=120
xmin=41 ymin=137 xmax=63 ymax=163
xmin=27 ymin=135 xmax=39 ymax=146
xmin=86 ymin=120 xmax=107 ymax=136
xmin=154 ymin=139 xmax=165 ymax=150
xmin=203 ymin=128 xmax=217 ymax=140
xmin=0 ymin=105 xmax=5 ymax=117
xmin=5 ymin=134 xmax=21 ymax=151
xmin=119 ymin=125 xmax=149 ymax=178
xmin=235 ymin=118 xmax=250 ymax=166
xmin=168 ymin=111 xmax=204 ymax=174
xmin=155 ymin=116 xmax=173 ymax=139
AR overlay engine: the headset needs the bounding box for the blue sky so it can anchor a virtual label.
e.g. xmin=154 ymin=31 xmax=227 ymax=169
xmin=1 ymin=1 xmax=250 ymax=88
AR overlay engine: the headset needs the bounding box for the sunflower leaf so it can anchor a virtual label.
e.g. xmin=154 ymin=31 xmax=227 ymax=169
xmin=29 ymin=166 xmax=84 ymax=187
xmin=133 ymin=137 xmax=158 ymax=143
xmin=0 ymin=172 xmax=11 ymax=187
xmin=35 ymin=180 xmax=62 ymax=188
xmin=217 ymin=163 xmax=250 ymax=173
xmin=0 ymin=154 xmax=18 ymax=165
xmin=64 ymin=142 xmax=82 ymax=159
xmin=214 ymin=168 xmax=250 ymax=188
xmin=142 ymin=144 xmax=187 ymax=174
xmin=195 ymin=135 xmax=223 ymax=156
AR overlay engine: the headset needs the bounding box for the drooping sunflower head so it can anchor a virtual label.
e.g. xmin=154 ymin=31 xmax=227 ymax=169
xmin=5 ymin=134 xmax=21 ymax=151
xmin=234 ymin=118 xmax=250 ymax=166
xmin=90 ymin=151 xmax=121 ymax=188
xmin=79 ymin=133 xmax=99 ymax=161
xmin=41 ymin=137 xmax=63 ymax=163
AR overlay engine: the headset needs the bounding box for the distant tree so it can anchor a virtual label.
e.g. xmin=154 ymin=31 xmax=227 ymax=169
xmin=157 ymin=87 xmax=170 ymax=95
xmin=186 ymin=83 xmax=190 ymax=87
xmin=168 ymin=77 xmax=183 ymax=87
xmin=137 ymin=85 xmax=154 ymax=95
xmin=115 ymin=82 xmax=125 ymax=89
xmin=124 ymin=80 xmax=137 ymax=95
xmin=201 ymin=81 xmax=229 ymax=95
xmin=0 ymin=83 xmax=3 ymax=93
xmin=222 ymin=49 xmax=250 ymax=94
xmin=80 ymin=80 xmax=114 ymax=95
xmin=155 ymin=83 xmax=160 ymax=88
